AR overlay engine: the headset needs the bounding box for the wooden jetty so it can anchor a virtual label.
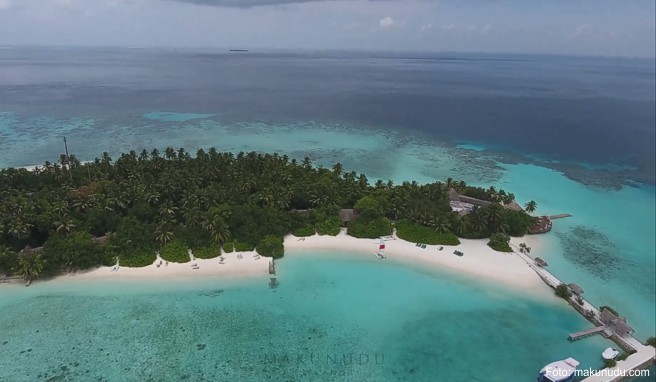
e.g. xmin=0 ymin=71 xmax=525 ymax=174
xmin=268 ymin=260 xmax=276 ymax=275
xmin=548 ymin=213 xmax=573 ymax=219
xmin=568 ymin=326 xmax=605 ymax=341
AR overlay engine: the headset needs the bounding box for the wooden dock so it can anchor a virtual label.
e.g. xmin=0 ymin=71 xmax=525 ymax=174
xmin=548 ymin=213 xmax=572 ymax=219
xmin=568 ymin=326 xmax=605 ymax=340
xmin=268 ymin=260 xmax=276 ymax=275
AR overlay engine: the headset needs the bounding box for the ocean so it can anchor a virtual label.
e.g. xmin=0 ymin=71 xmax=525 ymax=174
xmin=0 ymin=252 xmax=613 ymax=382
xmin=0 ymin=47 xmax=654 ymax=380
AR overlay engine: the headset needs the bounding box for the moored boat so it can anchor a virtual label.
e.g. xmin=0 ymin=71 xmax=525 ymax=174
xmin=537 ymin=357 xmax=580 ymax=382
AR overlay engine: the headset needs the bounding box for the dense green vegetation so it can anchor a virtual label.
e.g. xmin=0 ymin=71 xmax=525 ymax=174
xmin=0 ymin=148 xmax=536 ymax=280
xmin=555 ymin=283 xmax=572 ymax=299
xmin=256 ymin=236 xmax=285 ymax=259
xmin=159 ymin=239 xmax=189 ymax=263
xmin=487 ymin=233 xmax=512 ymax=252
xmin=395 ymin=219 xmax=460 ymax=245
xmin=646 ymin=337 xmax=656 ymax=347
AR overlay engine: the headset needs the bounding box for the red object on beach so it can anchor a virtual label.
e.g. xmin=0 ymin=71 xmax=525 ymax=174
xmin=379 ymin=244 xmax=385 ymax=249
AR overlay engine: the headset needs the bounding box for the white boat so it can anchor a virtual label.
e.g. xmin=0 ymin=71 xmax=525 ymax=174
xmin=602 ymin=348 xmax=620 ymax=360
xmin=373 ymin=252 xmax=384 ymax=260
xmin=537 ymin=357 xmax=580 ymax=382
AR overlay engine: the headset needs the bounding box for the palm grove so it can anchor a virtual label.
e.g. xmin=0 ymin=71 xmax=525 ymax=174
xmin=0 ymin=148 xmax=537 ymax=281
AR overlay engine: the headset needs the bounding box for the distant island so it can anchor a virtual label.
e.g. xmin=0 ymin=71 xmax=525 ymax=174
xmin=228 ymin=49 xmax=249 ymax=52
xmin=0 ymin=148 xmax=539 ymax=283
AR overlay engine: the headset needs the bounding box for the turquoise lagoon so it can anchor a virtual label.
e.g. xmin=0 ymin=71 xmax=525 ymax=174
xmin=1 ymin=111 xmax=654 ymax=338
xmin=0 ymin=252 xmax=613 ymax=382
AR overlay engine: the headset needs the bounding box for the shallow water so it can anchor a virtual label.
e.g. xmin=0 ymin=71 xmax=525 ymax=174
xmin=0 ymin=48 xmax=654 ymax=375
xmin=0 ymin=252 xmax=613 ymax=382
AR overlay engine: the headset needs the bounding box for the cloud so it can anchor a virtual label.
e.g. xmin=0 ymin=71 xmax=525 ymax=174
xmin=0 ymin=0 xmax=13 ymax=11
xmin=421 ymin=23 xmax=432 ymax=31
xmin=379 ymin=16 xmax=394 ymax=29
xmin=574 ymin=24 xmax=592 ymax=36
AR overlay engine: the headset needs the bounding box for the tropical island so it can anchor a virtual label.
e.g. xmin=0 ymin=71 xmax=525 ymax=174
xmin=0 ymin=148 xmax=539 ymax=283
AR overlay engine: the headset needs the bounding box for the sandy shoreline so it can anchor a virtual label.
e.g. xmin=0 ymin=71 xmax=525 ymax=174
xmin=3 ymin=229 xmax=554 ymax=300
xmin=287 ymin=229 xmax=553 ymax=296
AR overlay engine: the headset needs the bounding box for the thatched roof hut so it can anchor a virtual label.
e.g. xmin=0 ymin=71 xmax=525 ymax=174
xmin=609 ymin=318 xmax=634 ymax=337
xmin=458 ymin=195 xmax=492 ymax=207
xmin=448 ymin=188 xmax=460 ymax=202
xmin=92 ymin=235 xmax=108 ymax=245
xmin=567 ymin=283 xmax=584 ymax=295
xmin=339 ymin=209 xmax=357 ymax=224
xmin=505 ymin=201 xmax=523 ymax=211
xmin=534 ymin=257 xmax=548 ymax=267
xmin=600 ymin=308 xmax=619 ymax=325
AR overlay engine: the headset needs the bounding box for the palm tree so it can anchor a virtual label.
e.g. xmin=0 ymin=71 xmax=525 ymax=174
xmin=155 ymin=224 xmax=174 ymax=245
xmin=451 ymin=215 xmax=469 ymax=236
xmin=434 ymin=217 xmax=452 ymax=234
xmin=524 ymin=200 xmax=537 ymax=214
xmin=55 ymin=216 xmax=76 ymax=236
xmin=519 ymin=242 xmax=532 ymax=254
xmin=15 ymin=252 xmax=45 ymax=283
xmin=470 ymin=212 xmax=487 ymax=233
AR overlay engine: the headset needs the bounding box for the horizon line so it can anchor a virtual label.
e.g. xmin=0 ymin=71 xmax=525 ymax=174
xmin=0 ymin=44 xmax=654 ymax=60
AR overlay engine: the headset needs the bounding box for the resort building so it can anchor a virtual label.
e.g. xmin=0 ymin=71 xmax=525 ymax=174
xmin=600 ymin=308 xmax=635 ymax=337
xmin=447 ymin=188 xmax=523 ymax=214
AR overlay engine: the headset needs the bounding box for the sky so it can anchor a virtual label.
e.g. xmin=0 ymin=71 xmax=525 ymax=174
xmin=0 ymin=0 xmax=654 ymax=57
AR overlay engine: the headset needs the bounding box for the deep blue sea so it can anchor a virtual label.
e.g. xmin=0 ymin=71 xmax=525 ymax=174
xmin=0 ymin=48 xmax=654 ymax=381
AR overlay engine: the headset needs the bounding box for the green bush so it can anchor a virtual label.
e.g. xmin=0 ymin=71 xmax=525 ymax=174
xmin=487 ymin=232 xmax=512 ymax=252
xmin=118 ymin=249 xmax=156 ymax=268
xmin=603 ymin=359 xmax=616 ymax=368
xmin=256 ymin=235 xmax=285 ymax=259
xmin=222 ymin=242 xmax=235 ymax=253
xmin=348 ymin=217 xmax=391 ymax=239
xmin=395 ymin=219 xmax=461 ymax=245
xmin=43 ymin=233 xmax=109 ymax=275
xmin=234 ymin=242 xmax=254 ymax=252
xmin=293 ymin=225 xmax=315 ymax=237
xmin=159 ymin=239 xmax=189 ymax=263
xmin=646 ymin=337 xmax=656 ymax=347
xmin=315 ymin=217 xmax=340 ymax=236
xmin=194 ymin=245 xmax=220 ymax=259
xmin=555 ymin=283 xmax=572 ymax=299
xmin=616 ymin=352 xmax=629 ymax=361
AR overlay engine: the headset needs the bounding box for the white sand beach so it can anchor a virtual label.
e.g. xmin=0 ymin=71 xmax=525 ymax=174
xmin=54 ymin=251 xmax=271 ymax=282
xmin=287 ymin=229 xmax=553 ymax=296
xmin=46 ymin=228 xmax=554 ymax=299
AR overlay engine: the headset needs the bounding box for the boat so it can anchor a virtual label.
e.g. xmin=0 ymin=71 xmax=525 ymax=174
xmin=374 ymin=252 xmax=384 ymax=260
xmin=602 ymin=348 xmax=620 ymax=360
xmin=537 ymin=357 xmax=580 ymax=382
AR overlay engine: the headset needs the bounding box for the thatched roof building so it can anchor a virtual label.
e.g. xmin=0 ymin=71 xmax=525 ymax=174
xmin=599 ymin=308 xmax=634 ymax=337
xmin=600 ymin=308 xmax=619 ymax=325
xmin=339 ymin=209 xmax=357 ymax=224
xmin=448 ymin=188 xmax=460 ymax=202
xmin=92 ymin=235 xmax=109 ymax=245
xmin=567 ymin=283 xmax=584 ymax=295
xmin=504 ymin=201 xmax=524 ymax=211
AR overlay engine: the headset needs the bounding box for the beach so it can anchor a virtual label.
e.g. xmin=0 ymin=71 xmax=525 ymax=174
xmin=33 ymin=229 xmax=554 ymax=301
